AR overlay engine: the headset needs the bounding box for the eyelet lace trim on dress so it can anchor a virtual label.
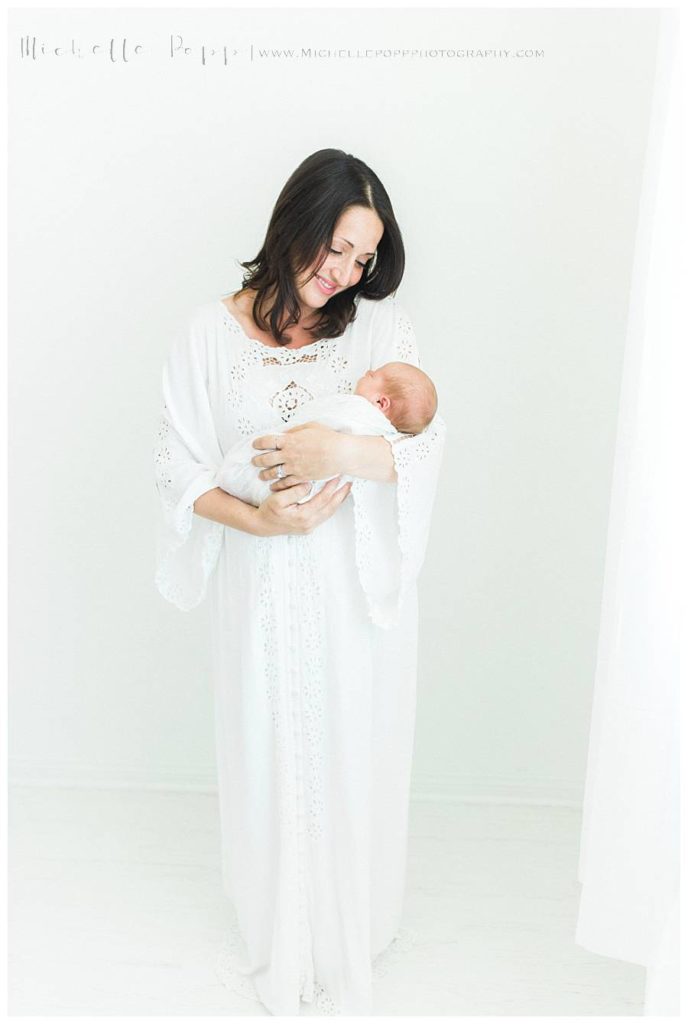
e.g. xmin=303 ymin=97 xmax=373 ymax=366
xmin=215 ymin=900 xmax=418 ymax=1015
xmin=153 ymin=406 xmax=224 ymax=610
xmin=350 ymin=299 xmax=446 ymax=628
xmin=351 ymin=419 xmax=444 ymax=628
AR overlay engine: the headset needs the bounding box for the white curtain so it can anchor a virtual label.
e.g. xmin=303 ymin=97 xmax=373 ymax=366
xmin=575 ymin=9 xmax=682 ymax=1017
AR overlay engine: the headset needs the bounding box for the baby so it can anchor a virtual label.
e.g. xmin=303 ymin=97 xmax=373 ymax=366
xmin=217 ymin=361 xmax=438 ymax=507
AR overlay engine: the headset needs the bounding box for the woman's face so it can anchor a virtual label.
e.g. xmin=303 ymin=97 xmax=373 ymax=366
xmin=294 ymin=205 xmax=384 ymax=314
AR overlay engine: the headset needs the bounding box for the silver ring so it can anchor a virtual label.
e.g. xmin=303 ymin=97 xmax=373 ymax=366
xmin=276 ymin=464 xmax=285 ymax=479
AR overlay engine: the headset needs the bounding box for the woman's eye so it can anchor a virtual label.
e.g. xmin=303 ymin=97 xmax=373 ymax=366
xmin=329 ymin=247 xmax=368 ymax=270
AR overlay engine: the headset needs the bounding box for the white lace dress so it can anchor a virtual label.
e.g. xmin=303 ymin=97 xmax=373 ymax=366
xmin=153 ymin=294 xmax=446 ymax=1015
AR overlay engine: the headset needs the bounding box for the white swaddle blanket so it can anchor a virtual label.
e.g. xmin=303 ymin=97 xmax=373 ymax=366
xmin=216 ymin=393 xmax=401 ymax=506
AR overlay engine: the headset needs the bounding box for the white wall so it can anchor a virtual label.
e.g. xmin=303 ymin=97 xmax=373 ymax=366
xmin=8 ymin=7 xmax=660 ymax=802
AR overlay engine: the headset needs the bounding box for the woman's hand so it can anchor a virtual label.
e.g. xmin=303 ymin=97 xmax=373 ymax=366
xmin=253 ymin=475 xmax=353 ymax=536
xmin=251 ymin=423 xmax=346 ymax=487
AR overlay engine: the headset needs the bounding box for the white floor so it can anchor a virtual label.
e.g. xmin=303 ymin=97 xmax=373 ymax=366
xmin=8 ymin=786 xmax=646 ymax=1016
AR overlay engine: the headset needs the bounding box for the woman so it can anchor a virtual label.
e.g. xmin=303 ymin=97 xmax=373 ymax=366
xmin=153 ymin=149 xmax=446 ymax=1015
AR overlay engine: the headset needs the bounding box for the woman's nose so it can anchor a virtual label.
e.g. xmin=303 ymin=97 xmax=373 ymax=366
xmin=329 ymin=254 xmax=358 ymax=288
xmin=330 ymin=257 xmax=355 ymax=287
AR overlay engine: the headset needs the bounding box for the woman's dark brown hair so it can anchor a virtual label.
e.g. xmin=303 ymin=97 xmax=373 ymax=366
xmin=233 ymin=148 xmax=406 ymax=345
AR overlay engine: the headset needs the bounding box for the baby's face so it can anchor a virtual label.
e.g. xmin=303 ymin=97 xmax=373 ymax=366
xmin=354 ymin=367 xmax=387 ymax=405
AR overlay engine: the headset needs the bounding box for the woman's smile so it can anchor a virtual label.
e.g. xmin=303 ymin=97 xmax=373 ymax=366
xmin=315 ymin=274 xmax=337 ymax=294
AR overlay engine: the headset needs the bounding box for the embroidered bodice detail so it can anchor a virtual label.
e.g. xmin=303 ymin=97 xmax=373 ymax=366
xmin=271 ymin=380 xmax=316 ymax=422
xmin=219 ymin=307 xmax=353 ymax=432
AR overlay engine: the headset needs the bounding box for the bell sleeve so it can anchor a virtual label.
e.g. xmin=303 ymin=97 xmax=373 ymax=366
xmin=350 ymin=297 xmax=447 ymax=629
xmin=153 ymin=313 xmax=225 ymax=611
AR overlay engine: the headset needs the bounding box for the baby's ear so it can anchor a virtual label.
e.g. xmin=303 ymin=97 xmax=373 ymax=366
xmin=378 ymin=395 xmax=392 ymax=413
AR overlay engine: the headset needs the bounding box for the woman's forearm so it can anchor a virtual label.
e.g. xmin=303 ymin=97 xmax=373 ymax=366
xmin=193 ymin=486 xmax=262 ymax=535
xmin=337 ymin=434 xmax=397 ymax=483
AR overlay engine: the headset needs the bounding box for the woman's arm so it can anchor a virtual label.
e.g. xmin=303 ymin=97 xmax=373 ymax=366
xmin=333 ymin=433 xmax=397 ymax=483
xmin=193 ymin=487 xmax=263 ymax=534
xmin=194 ymin=477 xmax=353 ymax=536
xmin=252 ymin=423 xmax=397 ymax=487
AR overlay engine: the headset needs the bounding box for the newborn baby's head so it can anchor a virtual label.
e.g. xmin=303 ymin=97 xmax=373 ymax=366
xmin=354 ymin=361 xmax=438 ymax=434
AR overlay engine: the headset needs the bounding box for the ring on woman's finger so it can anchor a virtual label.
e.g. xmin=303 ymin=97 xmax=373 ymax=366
xmin=276 ymin=464 xmax=285 ymax=479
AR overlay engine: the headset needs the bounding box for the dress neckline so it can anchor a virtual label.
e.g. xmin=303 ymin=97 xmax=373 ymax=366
xmin=217 ymin=298 xmax=327 ymax=352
